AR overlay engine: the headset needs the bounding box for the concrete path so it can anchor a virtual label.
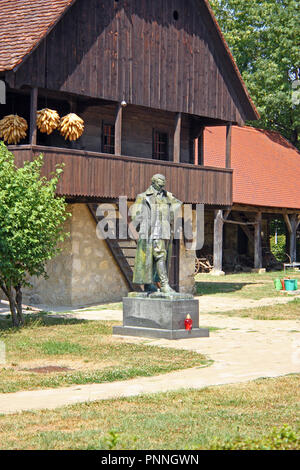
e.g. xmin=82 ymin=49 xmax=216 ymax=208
xmin=1 ymin=311 xmax=299 ymax=415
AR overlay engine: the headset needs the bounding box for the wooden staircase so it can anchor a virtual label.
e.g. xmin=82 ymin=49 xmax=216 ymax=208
xmin=87 ymin=203 xmax=142 ymax=292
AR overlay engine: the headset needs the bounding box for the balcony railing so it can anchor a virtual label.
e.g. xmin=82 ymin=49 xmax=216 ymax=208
xmin=9 ymin=145 xmax=232 ymax=205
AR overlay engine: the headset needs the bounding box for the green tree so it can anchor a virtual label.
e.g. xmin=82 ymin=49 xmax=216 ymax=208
xmin=210 ymin=0 xmax=300 ymax=148
xmin=0 ymin=142 xmax=70 ymax=327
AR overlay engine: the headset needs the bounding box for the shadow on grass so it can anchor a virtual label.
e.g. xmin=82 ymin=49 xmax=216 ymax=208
xmin=195 ymin=282 xmax=254 ymax=296
xmin=0 ymin=312 xmax=89 ymax=332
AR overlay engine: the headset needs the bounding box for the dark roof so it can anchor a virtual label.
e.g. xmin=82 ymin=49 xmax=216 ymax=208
xmin=0 ymin=0 xmax=259 ymax=120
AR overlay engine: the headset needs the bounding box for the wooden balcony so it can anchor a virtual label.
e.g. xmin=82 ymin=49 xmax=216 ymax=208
xmin=8 ymin=145 xmax=232 ymax=205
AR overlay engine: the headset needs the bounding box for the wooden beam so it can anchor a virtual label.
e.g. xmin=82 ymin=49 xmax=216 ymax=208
xmin=29 ymin=87 xmax=38 ymax=145
xmin=69 ymin=97 xmax=76 ymax=113
xmin=233 ymin=204 xmax=300 ymax=215
xmin=254 ymin=212 xmax=262 ymax=269
xmin=212 ymin=209 xmax=224 ymax=273
xmin=115 ymin=103 xmax=123 ymax=155
xmin=285 ymin=214 xmax=299 ymax=262
xmin=231 ymin=211 xmax=254 ymax=246
xmin=223 ymin=209 xmax=231 ymax=221
xmin=283 ymin=212 xmax=292 ymax=233
xmin=240 ymin=224 xmax=254 ymax=247
xmin=173 ymin=112 xmax=182 ymax=163
xmin=223 ymin=219 xmax=258 ymax=226
xmin=198 ymin=127 xmax=204 ymax=165
xmin=226 ymin=124 xmax=232 ymax=169
xmin=194 ymin=138 xmax=198 ymax=165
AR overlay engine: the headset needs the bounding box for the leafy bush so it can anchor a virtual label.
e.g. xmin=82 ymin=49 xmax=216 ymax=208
xmin=0 ymin=142 xmax=70 ymax=326
xmin=270 ymin=234 xmax=287 ymax=262
xmin=208 ymin=425 xmax=300 ymax=450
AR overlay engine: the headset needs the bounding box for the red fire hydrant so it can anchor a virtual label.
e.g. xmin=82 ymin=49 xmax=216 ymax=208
xmin=184 ymin=314 xmax=193 ymax=331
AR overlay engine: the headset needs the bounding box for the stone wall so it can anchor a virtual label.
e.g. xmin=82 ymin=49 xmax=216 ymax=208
xmin=22 ymin=212 xmax=73 ymax=306
xmin=70 ymin=204 xmax=129 ymax=305
xmin=23 ymin=204 xmax=129 ymax=307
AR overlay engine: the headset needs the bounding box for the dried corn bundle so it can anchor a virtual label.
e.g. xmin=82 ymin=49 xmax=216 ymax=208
xmin=36 ymin=108 xmax=60 ymax=134
xmin=59 ymin=113 xmax=84 ymax=141
xmin=0 ymin=114 xmax=28 ymax=144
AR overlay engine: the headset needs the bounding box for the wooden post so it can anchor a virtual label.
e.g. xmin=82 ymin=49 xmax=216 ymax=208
xmin=226 ymin=124 xmax=232 ymax=169
xmin=254 ymin=211 xmax=262 ymax=269
xmin=115 ymin=103 xmax=123 ymax=155
xmin=194 ymin=138 xmax=198 ymax=165
xmin=29 ymin=87 xmax=38 ymax=145
xmin=173 ymin=112 xmax=181 ymax=163
xmin=212 ymin=209 xmax=224 ymax=275
xmin=198 ymin=127 xmax=204 ymax=165
xmin=284 ymin=213 xmax=299 ymax=262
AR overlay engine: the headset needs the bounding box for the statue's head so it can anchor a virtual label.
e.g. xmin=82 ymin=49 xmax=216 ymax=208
xmin=151 ymin=174 xmax=166 ymax=191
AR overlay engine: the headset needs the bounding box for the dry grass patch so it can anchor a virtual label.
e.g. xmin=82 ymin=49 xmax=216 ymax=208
xmin=0 ymin=374 xmax=299 ymax=450
xmin=0 ymin=315 xmax=210 ymax=393
xmin=215 ymin=298 xmax=300 ymax=320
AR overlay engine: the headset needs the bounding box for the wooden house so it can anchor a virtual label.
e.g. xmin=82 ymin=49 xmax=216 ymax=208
xmin=0 ymin=0 xmax=259 ymax=305
xmin=204 ymin=126 xmax=300 ymax=273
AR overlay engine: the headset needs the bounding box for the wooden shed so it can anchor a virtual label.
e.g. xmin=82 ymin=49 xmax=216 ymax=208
xmin=204 ymin=126 xmax=300 ymax=273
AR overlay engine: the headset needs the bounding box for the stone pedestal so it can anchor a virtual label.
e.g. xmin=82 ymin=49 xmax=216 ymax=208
xmin=113 ymin=297 xmax=209 ymax=340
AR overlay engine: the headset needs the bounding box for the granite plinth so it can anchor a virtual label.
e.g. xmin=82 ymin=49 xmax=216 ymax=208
xmin=113 ymin=297 xmax=209 ymax=340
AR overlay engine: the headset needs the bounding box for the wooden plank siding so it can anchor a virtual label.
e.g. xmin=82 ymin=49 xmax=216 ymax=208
xmin=6 ymin=0 xmax=257 ymax=125
xmin=9 ymin=145 xmax=232 ymax=205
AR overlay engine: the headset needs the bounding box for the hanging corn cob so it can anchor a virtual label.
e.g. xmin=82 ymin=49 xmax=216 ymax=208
xmin=0 ymin=114 xmax=28 ymax=144
xmin=36 ymin=108 xmax=60 ymax=134
xmin=59 ymin=113 xmax=84 ymax=141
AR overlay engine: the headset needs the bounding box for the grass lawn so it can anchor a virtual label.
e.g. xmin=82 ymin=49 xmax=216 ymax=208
xmin=195 ymin=270 xmax=300 ymax=300
xmin=203 ymin=297 xmax=300 ymax=320
xmin=0 ymin=374 xmax=299 ymax=450
xmin=0 ymin=315 xmax=210 ymax=394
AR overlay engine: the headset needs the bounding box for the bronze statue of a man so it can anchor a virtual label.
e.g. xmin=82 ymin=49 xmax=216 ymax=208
xmin=131 ymin=174 xmax=182 ymax=294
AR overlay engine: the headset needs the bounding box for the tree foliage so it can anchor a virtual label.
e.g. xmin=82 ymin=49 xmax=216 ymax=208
xmin=210 ymin=0 xmax=300 ymax=148
xmin=0 ymin=142 xmax=70 ymax=327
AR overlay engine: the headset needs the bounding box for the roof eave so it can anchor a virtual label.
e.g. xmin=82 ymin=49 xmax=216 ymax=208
xmin=0 ymin=0 xmax=77 ymax=74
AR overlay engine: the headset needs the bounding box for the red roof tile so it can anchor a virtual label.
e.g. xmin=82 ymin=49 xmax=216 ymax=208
xmin=0 ymin=0 xmax=75 ymax=71
xmin=204 ymin=126 xmax=300 ymax=210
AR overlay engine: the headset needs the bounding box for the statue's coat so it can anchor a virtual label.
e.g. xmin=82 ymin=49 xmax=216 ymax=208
xmin=131 ymin=185 xmax=182 ymax=285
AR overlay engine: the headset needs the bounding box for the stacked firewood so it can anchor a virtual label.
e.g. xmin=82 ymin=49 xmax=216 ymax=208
xmin=195 ymin=255 xmax=213 ymax=274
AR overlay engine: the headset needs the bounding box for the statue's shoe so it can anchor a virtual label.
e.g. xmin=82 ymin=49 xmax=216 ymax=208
xmin=160 ymin=284 xmax=176 ymax=294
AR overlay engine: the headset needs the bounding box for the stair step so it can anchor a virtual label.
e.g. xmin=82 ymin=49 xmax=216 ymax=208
xmin=87 ymin=203 xmax=143 ymax=292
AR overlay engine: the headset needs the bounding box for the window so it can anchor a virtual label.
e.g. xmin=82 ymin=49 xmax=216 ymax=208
xmin=173 ymin=10 xmax=179 ymax=21
xmin=102 ymin=122 xmax=115 ymax=154
xmin=152 ymin=130 xmax=168 ymax=160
